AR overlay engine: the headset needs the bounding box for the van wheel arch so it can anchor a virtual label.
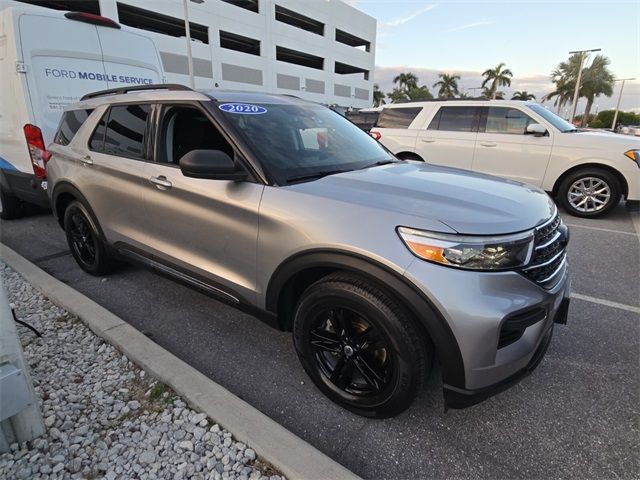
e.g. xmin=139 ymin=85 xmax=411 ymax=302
xmin=266 ymin=250 xmax=466 ymax=389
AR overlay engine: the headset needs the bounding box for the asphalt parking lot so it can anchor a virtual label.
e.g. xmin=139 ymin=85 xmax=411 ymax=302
xmin=1 ymin=203 xmax=638 ymax=479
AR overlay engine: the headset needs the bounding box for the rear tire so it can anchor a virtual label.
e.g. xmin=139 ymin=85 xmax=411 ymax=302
xmin=0 ymin=186 xmax=23 ymax=220
xmin=292 ymin=272 xmax=430 ymax=418
xmin=558 ymin=168 xmax=621 ymax=218
xmin=63 ymin=200 xmax=116 ymax=275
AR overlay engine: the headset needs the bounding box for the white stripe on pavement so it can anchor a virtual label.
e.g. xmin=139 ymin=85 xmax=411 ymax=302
xmin=571 ymin=292 xmax=640 ymax=315
xmin=564 ymin=223 xmax=639 ymax=237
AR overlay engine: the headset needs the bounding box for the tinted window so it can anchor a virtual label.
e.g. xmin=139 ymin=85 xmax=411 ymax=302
xmin=54 ymin=109 xmax=93 ymax=146
xmin=104 ymin=104 xmax=150 ymax=159
xmin=485 ymin=107 xmax=535 ymax=134
xmin=428 ymin=106 xmax=479 ymax=132
xmin=376 ymin=107 xmax=422 ymax=129
xmin=89 ymin=111 xmax=108 ymax=152
xmin=527 ymin=104 xmax=576 ymax=132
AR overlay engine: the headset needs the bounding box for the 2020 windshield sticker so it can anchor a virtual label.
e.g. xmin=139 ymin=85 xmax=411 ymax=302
xmin=218 ymin=103 xmax=267 ymax=115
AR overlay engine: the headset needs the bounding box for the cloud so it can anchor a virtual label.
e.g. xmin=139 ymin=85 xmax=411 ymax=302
xmin=382 ymin=4 xmax=438 ymax=28
xmin=445 ymin=20 xmax=495 ymax=33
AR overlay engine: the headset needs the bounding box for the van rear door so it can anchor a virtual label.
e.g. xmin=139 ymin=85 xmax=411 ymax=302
xmin=18 ymin=13 xmax=109 ymax=144
xmin=97 ymin=27 xmax=163 ymax=89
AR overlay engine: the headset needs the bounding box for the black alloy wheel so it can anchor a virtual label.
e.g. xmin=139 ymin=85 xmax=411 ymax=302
xmin=293 ymin=273 xmax=430 ymax=418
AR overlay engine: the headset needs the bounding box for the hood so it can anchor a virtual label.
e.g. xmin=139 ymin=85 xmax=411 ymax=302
xmin=289 ymin=163 xmax=556 ymax=235
xmin=556 ymin=130 xmax=640 ymax=150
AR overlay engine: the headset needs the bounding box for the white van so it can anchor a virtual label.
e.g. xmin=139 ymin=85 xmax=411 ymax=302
xmin=0 ymin=6 xmax=165 ymax=219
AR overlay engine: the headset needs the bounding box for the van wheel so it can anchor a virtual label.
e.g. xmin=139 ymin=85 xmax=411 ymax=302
xmin=63 ymin=200 xmax=116 ymax=275
xmin=0 ymin=186 xmax=23 ymax=220
xmin=558 ymin=168 xmax=621 ymax=218
xmin=292 ymin=272 xmax=430 ymax=418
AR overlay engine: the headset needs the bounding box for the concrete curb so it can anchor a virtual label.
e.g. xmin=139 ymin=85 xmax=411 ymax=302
xmin=0 ymin=243 xmax=360 ymax=480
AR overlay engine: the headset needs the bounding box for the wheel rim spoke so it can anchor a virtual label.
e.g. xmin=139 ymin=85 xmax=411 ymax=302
xmin=354 ymin=357 xmax=385 ymax=391
xmin=331 ymin=357 xmax=355 ymax=389
xmin=310 ymin=330 xmax=341 ymax=353
xmin=568 ymin=177 xmax=610 ymax=212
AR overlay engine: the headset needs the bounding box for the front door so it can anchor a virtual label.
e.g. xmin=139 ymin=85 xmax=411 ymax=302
xmin=472 ymin=106 xmax=553 ymax=186
xmin=141 ymin=103 xmax=263 ymax=303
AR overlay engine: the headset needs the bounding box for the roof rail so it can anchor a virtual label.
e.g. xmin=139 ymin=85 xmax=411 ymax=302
xmin=80 ymin=84 xmax=193 ymax=101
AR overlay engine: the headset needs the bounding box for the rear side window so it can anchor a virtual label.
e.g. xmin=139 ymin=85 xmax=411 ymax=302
xmin=428 ymin=106 xmax=479 ymax=132
xmin=54 ymin=109 xmax=93 ymax=146
xmin=104 ymin=104 xmax=151 ymax=160
xmin=484 ymin=107 xmax=536 ymax=134
xmin=89 ymin=111 xmax=108 ymax=152
xmin=376 ymin=107 xmax=422 ymax=129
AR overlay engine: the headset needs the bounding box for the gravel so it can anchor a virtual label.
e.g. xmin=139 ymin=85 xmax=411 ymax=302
xmin=0 ymin=262 xmax=285 ymax=480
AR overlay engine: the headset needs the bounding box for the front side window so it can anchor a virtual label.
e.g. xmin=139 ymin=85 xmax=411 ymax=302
xmin=485 ymin=107 xmax=536 ymax=134
xmin=428 ymin=106 xmax=479 ymax=132
xmin=157 ymin=105 xmax=233 ymax=165
xmin=376 ymin=107 xmax=422 ymax=129
xmin=527 ymin=103 xmax=576 ymax=132
xmin=103 ymin=104 xmax=150 ymax=160
xmin=54 ymin=109 xmax=93 ymax=146
xmin=218 ymin=102 xmax=394 ymax=184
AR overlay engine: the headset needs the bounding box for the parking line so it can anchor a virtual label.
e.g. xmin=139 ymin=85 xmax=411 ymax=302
xmin=564 ymin=223 xmax=639 ymax=237
xmin=571 ymin=293 xmax=640 ymax=315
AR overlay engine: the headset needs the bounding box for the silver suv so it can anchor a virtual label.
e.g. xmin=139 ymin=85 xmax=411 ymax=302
xmin=45 ymin=85 xmax=571 ymax=418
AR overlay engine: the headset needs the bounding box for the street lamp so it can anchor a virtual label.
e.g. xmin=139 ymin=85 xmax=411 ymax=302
xmin=611 ymin=78 xmax=636 ymax=130
xmin=568 ymin=48 xmax=601 ymax=124
xmin=183 ymin=0 xmax=204 ymax=88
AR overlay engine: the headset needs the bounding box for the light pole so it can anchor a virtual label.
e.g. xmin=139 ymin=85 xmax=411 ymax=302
xmin=183 ymin=0 xmax=204 ymax=88
xmin=568 ymin=48 xmax=601 ymax=124
xmin=468 ymin=86 xmax=483 ymax=97
xmin=611 ymin=78 xmax=636 ymax=130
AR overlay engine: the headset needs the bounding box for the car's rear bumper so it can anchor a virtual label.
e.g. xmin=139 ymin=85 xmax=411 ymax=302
xmin=1 ymin=168 xmax=50 ymax=207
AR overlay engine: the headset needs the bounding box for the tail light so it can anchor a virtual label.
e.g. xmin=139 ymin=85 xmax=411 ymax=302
xmin=64 ymin=12 xmax=121 ymax=29
xmin=23 ymin=124 xmax=50 ymax=180
xmin=370 ymin=131 xmax=381 ymax=141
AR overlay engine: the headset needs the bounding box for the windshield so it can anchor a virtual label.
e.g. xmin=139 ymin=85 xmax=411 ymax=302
xmin=217 ymin=102 xmax=394 ymax=184
xmin=527 ymin=104 xmax=577 ymax=132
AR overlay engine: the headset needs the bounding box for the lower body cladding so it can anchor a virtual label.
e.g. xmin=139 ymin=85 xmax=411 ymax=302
xmin=403 ymin=259 xmax=570 ymax=409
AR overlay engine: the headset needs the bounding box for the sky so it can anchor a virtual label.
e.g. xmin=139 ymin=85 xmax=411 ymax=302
xmin=345 ymin=0 xmax=640 ymax=113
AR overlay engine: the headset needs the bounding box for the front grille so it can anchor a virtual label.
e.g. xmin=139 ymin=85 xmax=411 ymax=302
xmin=521 ymin=212 xmax=568 ymax=289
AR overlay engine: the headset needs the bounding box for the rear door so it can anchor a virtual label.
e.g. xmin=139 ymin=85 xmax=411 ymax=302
xmin=82 ymin=103 xmax=151 ymax=247
xmin=18 ymin=13 xmax=109 ymax=144
xmin=373 ymin=107 xmax=422 ymax=155
xmin=472 ymin=106 xmax=553 ymax=186
xmin=141 ymin=103 xmax=263 ymax=303
xmin=414 ymin=105 xmax=481 ymax=170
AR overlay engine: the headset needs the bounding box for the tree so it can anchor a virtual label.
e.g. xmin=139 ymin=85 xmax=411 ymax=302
xmin=373 ymin=84 xmax=385 ymax=107
xmin=392 ymin=72 xmax=418 ymax=92
xmin=511 ymin=91 xmax=536 ymax=101
xmin=406 ymin=85 xmax=433 ymax=101
xmin=590 ymin=109 xmax=640 ymax=128
xmin=481 ymin=63 xmax=513 ymax=99
xmin=433 ymin=73 xmax=460 ymax=98
xmin=579 ymin=54 xmax=614 ymax=127
xmin=482 ymin=87 xmax=504 ymax=100
xmin=387 ymin=87 xmax=409 ymax=103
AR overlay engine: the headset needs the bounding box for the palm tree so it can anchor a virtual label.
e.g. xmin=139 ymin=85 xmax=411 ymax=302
xmin=543 ymin=54 xmax=582 ymax=115
xmin=511 ymin=91 xmax=536 ymax=101
xmin=433 ymin=73 xmax=460 ymax=98
xmin=481 ymin=63 xmax=513 ymax=99
xmin=578 ymin=54 xmax=614 ymax=127
xmin=482 ymin=87 xmax=505 ymax=100
xmin=406 ymin=85 xmax=433 ymax=101
xmin=392 ymin=72 xmax=419 ymax=92
xmin=373 ymin=84 xmax=385 ymax=107
xmin=387 ymin=87 xmax=409 ymax=104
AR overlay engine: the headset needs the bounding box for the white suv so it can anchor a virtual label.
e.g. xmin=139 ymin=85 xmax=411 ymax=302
xmin=370 ymin=100 xmax=640 ymax=217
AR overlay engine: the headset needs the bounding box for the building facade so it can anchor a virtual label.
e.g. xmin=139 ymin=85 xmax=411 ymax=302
xmin=12 ymin=0 xmax=377 ymax=108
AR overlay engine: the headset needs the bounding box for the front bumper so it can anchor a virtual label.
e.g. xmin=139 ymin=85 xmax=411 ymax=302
xmin=404 ymin=258 xmax=570 ymax=408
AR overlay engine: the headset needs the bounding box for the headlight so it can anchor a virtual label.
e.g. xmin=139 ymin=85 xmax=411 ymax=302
xmin=397 ymin=227 xmax=534 ymax=270
xmin=624 ymin=149 xmax=640 ymax=167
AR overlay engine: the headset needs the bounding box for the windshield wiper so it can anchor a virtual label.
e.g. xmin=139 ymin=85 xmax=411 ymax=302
xmin=563 ymin=128 xmax=579 ymax=133
xmin=285 ymin=169 xmax=349 ymax=183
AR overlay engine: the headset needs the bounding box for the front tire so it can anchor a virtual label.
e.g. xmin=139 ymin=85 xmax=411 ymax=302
xmin=63 ymin=200 xmax=116 ymax=275
xmin=0 ymin=186 xmax=23 ymax=220
xmin=293 ymin=272 xmax=431 ymax=418
xmin=558 ymin=168 xmax=621 ymax=218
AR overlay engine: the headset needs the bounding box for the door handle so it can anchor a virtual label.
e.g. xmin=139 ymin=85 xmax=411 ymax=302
xmin=480 ymin=142 xmax=497 ymax=147
xmin=80 ymin=155 xmax=93 ymax=165
xmin=149 ymin=176 xmax=172 ymax=189
xmin=420 ymin=138 xmax=435 ymax=143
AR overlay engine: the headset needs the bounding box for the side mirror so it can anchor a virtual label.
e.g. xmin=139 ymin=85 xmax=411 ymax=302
xmin=178 ymin=149 xmax=248 ymax=181
xmin=526 ymin=123 xmax=547 ymax=137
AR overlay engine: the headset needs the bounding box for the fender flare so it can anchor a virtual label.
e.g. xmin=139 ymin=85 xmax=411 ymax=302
xmin=51 ymin=181 xmax=106 ymax=239
xmin=266 ymin=249 xmax=466 ymax=389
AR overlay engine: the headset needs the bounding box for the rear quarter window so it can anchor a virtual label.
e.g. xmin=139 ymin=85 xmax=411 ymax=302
xmin=54 ymin=109 xmax=93 ymax=146
xmin=376 ymin=107 xmax=422 ymax=129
